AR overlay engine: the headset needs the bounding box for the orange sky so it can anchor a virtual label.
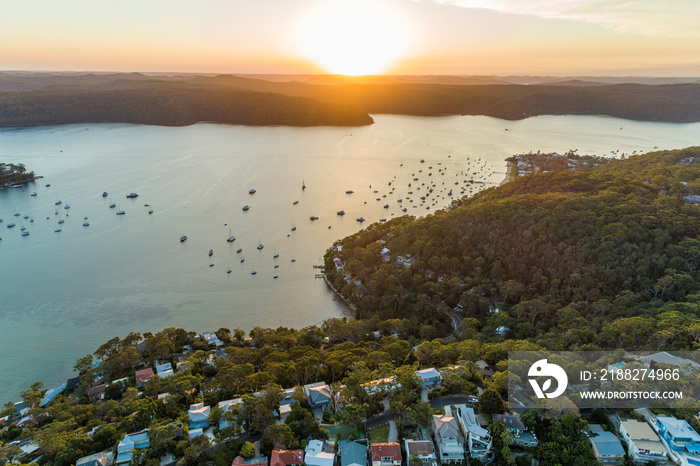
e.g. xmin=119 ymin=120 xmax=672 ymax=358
xmin=2 ymin=0 xmax=699 ymax=76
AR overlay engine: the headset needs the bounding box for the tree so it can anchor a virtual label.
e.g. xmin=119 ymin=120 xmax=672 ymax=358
xmin=240 ymin=441 xmax=256 ymax=459
xmin=478 ymin=388 xmax=505 ymax=414
xmin=260 ymin=424 xmax=294 ymax=455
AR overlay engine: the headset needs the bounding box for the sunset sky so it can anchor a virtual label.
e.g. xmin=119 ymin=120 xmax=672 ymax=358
xmin=2 ymin=0 xmax=699 ymax=76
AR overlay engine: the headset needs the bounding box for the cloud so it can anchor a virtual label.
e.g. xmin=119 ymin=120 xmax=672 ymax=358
xmin=422 ymin=0 xmax=700 ymax=37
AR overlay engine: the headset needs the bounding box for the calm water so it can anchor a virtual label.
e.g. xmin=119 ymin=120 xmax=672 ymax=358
xmin=1 ymin=114 xmax=700 ymax=403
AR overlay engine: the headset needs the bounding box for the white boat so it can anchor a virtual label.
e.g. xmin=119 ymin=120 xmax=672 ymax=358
xmin=30 ymin=192 xmax=37 ymax=196
xmin=257 ymin=244 xmax=264 ymax=250
xmin=109 ymin=203 xmax=116 ymax=208
xmin=293 ymin=200 xmax=299 ymax=205
xmin=83 ymin=221 xmax=90 ymax=226
xmin=21 ymin=230 xmax=29 ymax=236
xmin=251 ymin=271 xmax=257 ymax=275
xmin=227 ymin=228 xmax=235 ymax=243
xmin=209 ymin=249 xmax=213 ymax=257
xmin=180 ymin=235 xmax=187 ymax=242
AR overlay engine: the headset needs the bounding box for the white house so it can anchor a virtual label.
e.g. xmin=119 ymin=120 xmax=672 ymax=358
xmin=416 ymin=368 xmax=443 ymax=389
xmin=619 ymin=419 xmax=668 ymax=463
xmin=432 ymin=414 xmax=465 ymax=464
xmin=116 ymin=430 xmax=149 ymax=465
xmin=305 ymin=439 xmax=335 ymax=466
xmin=457 ymin=407 xmax=492 ymax=461
xmin=155 ymin=362 xmax=174 ymax=378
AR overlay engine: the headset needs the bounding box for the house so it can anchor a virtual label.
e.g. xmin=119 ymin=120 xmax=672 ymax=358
xmin=339 ymin=440 xmax=368 ymax=466
xmin=188 ymin=402 xmax=211 ymax=437
xmin=619 ymin=419 xmax=668 ymax=463
xmin=66 ymin=376 xmax=81 ymax=391
xmin=362 ymin=376 xmax=401 ymax=397
xmin=494 ymin=326 xmax=509 ymax=336
xmin=370 ymin=442 xmax=402 ymax=466
xmin=270 ymin=448 xmax=304 ymax=466
xmin=202 ymin=332 xmax=225 ymax=347
xmin=432 ymin=414 xmax=466 ymax=464
xmin=40 ymin=383 xmax=66 ymax=407
xmin=655 ymin=416 xmax=700 ymax=452
xmin=589 ymin=431 xmax=625 ymax=465
xmin=404 ymin=440 xmax=436 ymax=465
xmin=116 ymin=429 xmax=150 ymax=464
xmin=304 ymin=382 xmax=333 ymax=409
xmin=76 ymin=451 xmax=114 ymax=466
xmin=305 ymin=439 xmax=335 ymax=466
xmin=380 ymin=247 xmax=391 ymax=263
xmin=218 ymin=398 xmax=243 ymax=430
xmin=233 ymin=457 xmax=268 ymax=466
xmin=135 ymin=367 xmax=155 ymax=387
xmin=457 ymin=407 xmax=491 ymax=461
xmin=416 ymin=368 xmax=443 ymax=389
xmin=155 ymin=362 xmax=174 ymax=378
xmin=644 ymin=352 xmax=700 ymax=375
xmin=86 ymin=384 xmax=107 ymax=402
xmin=492 ymin=413 xmax=537 ymax=447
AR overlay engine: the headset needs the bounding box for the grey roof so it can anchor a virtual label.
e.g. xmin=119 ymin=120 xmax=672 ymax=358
xmin=590 ymin=432 xmax=625 ymax=457
xmin=339 ymin=441 xmax=367 ymax=466
xmin=305 ymin=382 xmax=332 ymax=405
xmin=433 ymin=415 xmax=463 ymax=441
xmin=458 ymin=407 xmax=488 ymax=439
xmin=492 ymin=414 xmax=526 ymax=431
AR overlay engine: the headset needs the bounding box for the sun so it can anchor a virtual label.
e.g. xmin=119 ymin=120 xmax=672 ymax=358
xmin=298 ymin=0 xmax=407 ymax=76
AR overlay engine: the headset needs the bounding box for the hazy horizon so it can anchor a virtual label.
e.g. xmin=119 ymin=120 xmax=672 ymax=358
xmin=2 ymin=0 xmax=700 ymax=77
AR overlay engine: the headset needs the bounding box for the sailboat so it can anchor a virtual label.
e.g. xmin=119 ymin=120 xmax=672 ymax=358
xmin=257 ymin=238 xmax=264 ymax=250
xmin=273 ymin=247 xmax=279 ymax=259
xmin=227 ymin=227 xmax=235 ymax=243
xmin=302 ymin=180 xmax=306 ymax=190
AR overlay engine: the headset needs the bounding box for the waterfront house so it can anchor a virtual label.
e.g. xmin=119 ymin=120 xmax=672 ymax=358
xmin=404 ymin=440 xmax=436 ymax=465
xmin=619 ymin=419 xmax=668 ymax=463
xmin=416 ymin=368 xmax=443 ymax=389
xmin=203 ymin=331 xmax=225 ymax=347
xmin=370 ymin=442 xmax=402 ymax=466
xmin=116 ymin=429 xmax=149 ymax=465
xmin=39 ymin=383 xmax=66 ymax=407
xmin=492 ymin=413 xmax=537 ymax=447
xmin=457 ymin=407 xmax=491 ymax=461
xmin=655 ymin=416 xmax=700 ymax=452
xmin=135 ymin=367 xmax=155 ymax=387
xmin=270 ymin=447 xmax=304 ymax=466
xmin=305 ymin=439 xmax=335 ymax=466
xmin=188 ymin=402 xmax=211 ymax=437
xmin=304 ymin=382 xmax=333 ymax=409
xmin=432 ymin=414 xmax=466 ymax=464
xmin=339 ymin=440 xmax=368 ymax=466
xmin=589 ymin=431 xmax=625 ymax=465
xmin=86 ymin=384 xmax=107 ymax=402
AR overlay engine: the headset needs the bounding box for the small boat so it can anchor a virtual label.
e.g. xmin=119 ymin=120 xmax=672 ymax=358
xmin=14 ymin=213 xmax=20 ymax=217
xmin=242 ymin=205 xmax=250 ymax=211
xmin=251 ymin=271 xmax=257 ymax=275
xmin=209 ymin=264 xmax=215 ymax=267
xmin=64 ymin=205 xmax=70 ymax=209
xmin=55 ymin=228 xmax=62 ymax=233
xmin=209 ymin=249 xmax=213 ymax=257
xmin=384 ymin=204 xmax=389 ymax=208
xmin=302 ymin=180 xmax=306 ymax=190
xmin=126 ymin=193 xmax=138 ymax=198
xmin=227 ymin=228 xmax=235 ymax=243
xmin=257 ymin=244 xmax=264 ymax=250
xmin=310 ymin=216 xmax=319 ymax=220
xmin=273 ymin=275 xmax=279 ymax=279
xmin=356 ymin=217 xmax=365 ymax=222
xmin=241 ymin=257 xmax=245 ymax=263
xmin=274 ymin=264 xmax=279 ymax=268
xmin=55 ymin=200 xmax=62 ymax=205
xmin=148 ymin=210 xmax=153 ymax=214
xmin=102 ymin=192 xmax=108 ymax=197
xmin=291 ymin=259 xmax=296 ymax=262
xmin=116 ymin=210 xmax=125 ymax=215
xmin=180 ymin=235 xmax=187 ymax=242
xmin=21 ymin=231 xmax=29 ymax=236
xmin=249 ymin=189 xmax=256 ymax=194
xmin=109 ymin=203 xmax=116 ymax=208
xmin=345 ymin=190 xmax=354 ymax=194
xmin=237 ymin=248 xmax=242 ymax=253
xmin=83 ymin=221 xmax=89 ymax=226
xmin=45 ymin=184 xmax=50 ymax=187
xmin=420 ymin=159 xmax=425 ymax=163
xmin=293 ymin=200 xmax=299 ymax=205
xmin=21 ymin=226 xmax=26 ymax=231
xmin=23 ymin=215 xmax=29 ymax=219
xmin=273 ymin=253 xmax=279 ymax=258
xmin=58 ymin=219 xmax=65 ymax=224
xmin=337 ymin=210 xmax=345 ymax=215
xmin=30 ymin=192 xmax=37 ymax=197
xmin=227 ymin=269 xmax=232 ymax=274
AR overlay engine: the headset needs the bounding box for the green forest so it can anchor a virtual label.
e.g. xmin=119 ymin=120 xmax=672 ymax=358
xmin=326 ymin=147 xmax=700 ymax=351
xmin=0 ymin=163 xmax=34 ymax=186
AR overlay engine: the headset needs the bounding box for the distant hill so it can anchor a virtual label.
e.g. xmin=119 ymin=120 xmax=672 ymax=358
xmin=1 ymin=72 xmax=700 ymax=126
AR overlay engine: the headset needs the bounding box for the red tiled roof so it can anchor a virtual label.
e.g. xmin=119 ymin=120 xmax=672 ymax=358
xmin=135 ymin=368 xmax=155 ymax=386
xmin=371 ymin=443 xmax=402 ymax=461
xmin=270 ymin=448 xmax=304 ymax=466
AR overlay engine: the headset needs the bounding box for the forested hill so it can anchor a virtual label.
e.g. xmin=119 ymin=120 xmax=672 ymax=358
xmin=326 ymin=147 xmax=700 ymax=350
xmin=2 ymin=73 xmax=700 ymax=127
xmin=0 ymin=86 xmax=373 ymax=128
